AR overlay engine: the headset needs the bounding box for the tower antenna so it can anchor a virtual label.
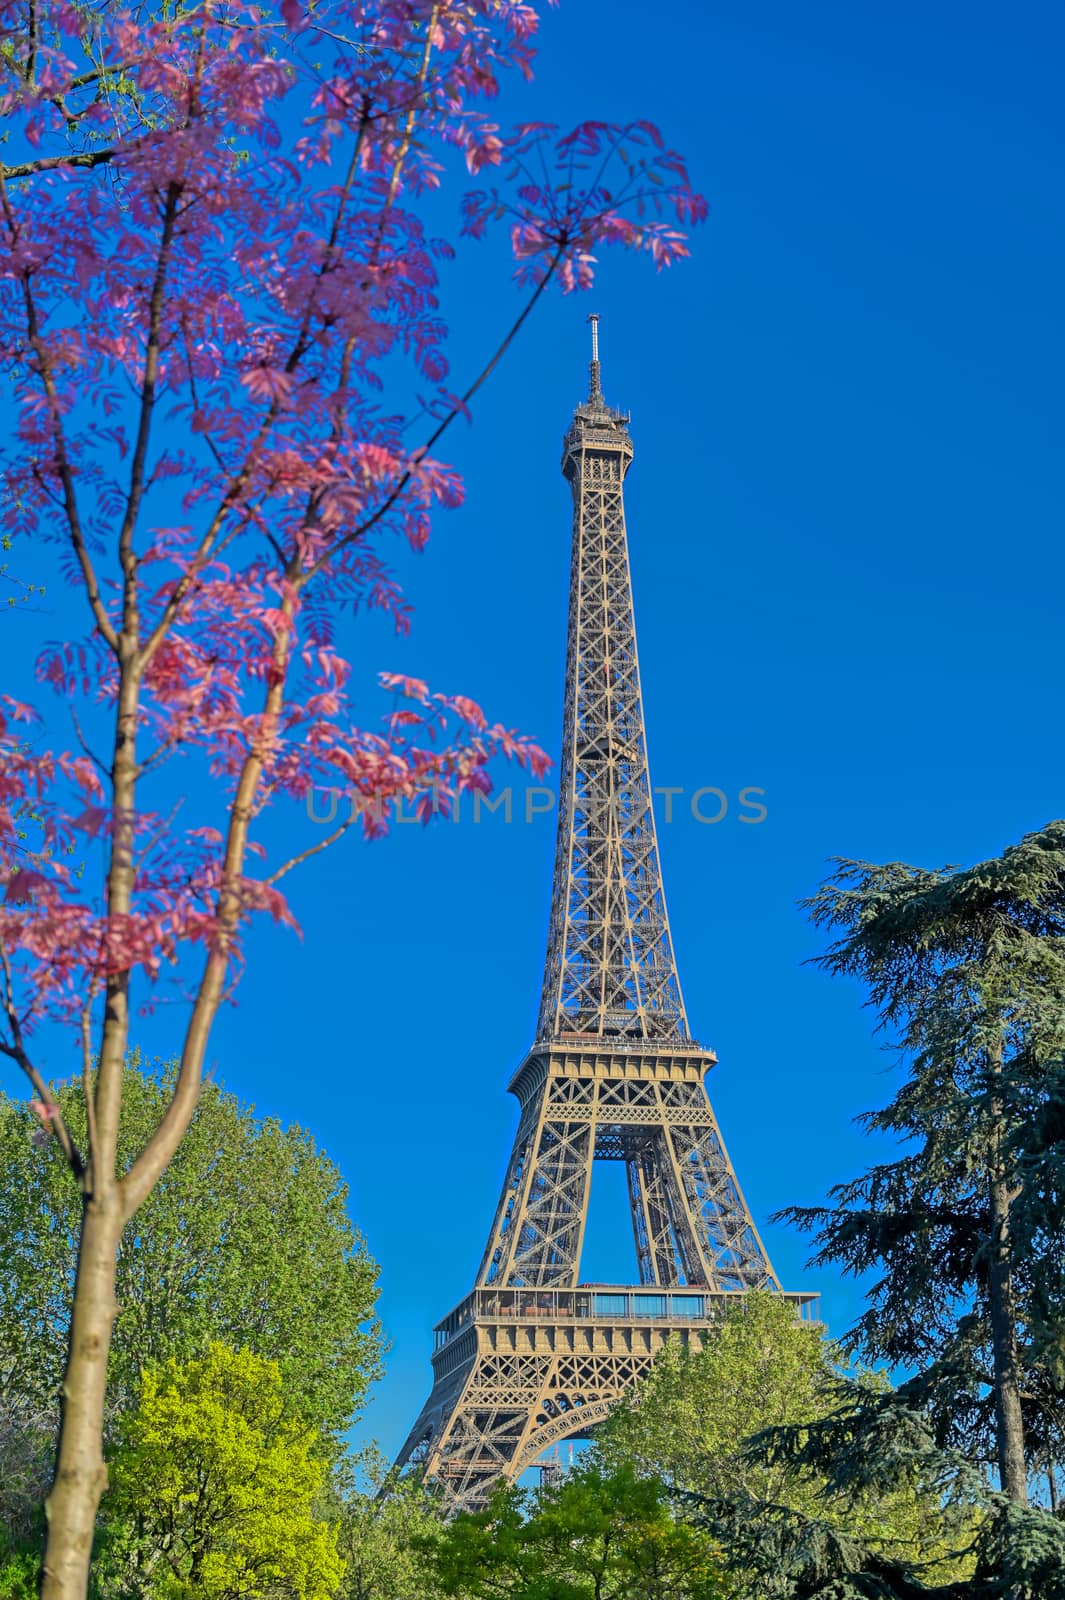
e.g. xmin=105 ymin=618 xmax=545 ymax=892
xmin=587 ymin=312 xmax=603 ymax=405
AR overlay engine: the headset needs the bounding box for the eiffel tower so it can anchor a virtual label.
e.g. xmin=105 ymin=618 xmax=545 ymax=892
xmin=395 ymin=319 xmax=816 ymax=1510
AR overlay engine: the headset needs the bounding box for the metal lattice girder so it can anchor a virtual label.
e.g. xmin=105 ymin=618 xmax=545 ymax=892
xmin=476 ymin=1045 xmax=777 ymax=1293
xmin=393 ymin=1285 xmax=819 ymax=1515
xmin=397 ymin=324 xmax=811 ymax=1513
xmin=394 ymin=1306 xmax=694 ymax=1515
xmin=537 ymin=363 xmax=687 ymax=1044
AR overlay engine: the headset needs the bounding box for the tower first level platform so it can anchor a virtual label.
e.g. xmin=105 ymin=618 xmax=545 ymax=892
xmin=400 ymin=1279 xmax=818 ymax=1514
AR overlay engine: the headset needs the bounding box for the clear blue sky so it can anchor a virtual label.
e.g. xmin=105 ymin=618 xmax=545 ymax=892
xmin=6 ymin=0 xmax=1065 ymax=1458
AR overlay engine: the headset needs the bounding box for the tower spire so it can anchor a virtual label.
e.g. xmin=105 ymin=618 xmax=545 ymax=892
xmin=540 ymin=331 xmax=685 ymax=1042
xmin=587 ymin=312 xmax=604 ymax=406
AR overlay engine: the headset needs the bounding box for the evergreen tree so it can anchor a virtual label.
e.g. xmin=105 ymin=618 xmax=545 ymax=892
xmin=779 ymin=822 xmax=1065 ymax=1504
xmin=683 ymin=1381 xmax=1065 ymax=1599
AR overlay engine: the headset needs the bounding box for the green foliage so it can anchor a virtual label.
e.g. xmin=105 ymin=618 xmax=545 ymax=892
xmin=428 ymin=1463 xmax=730 ymax=1600
xmin=0 ymin=1395 xmax=52 ymax=1547
xmin=682 ymin=820 xmax=1065 ymax=1595
xmin=0 ymin=1529 xmax=39 ymax=1600
xmin=599 ymin=1293 xmax=834 ymax=1508
xmin=98 ymin=1342 xmax=345 ymax=1600
xmin=782 ymin=822 xmax=1065 ymax=1487
xmin=0 ymin=532 xmax=44 ymax=608
xmin=596 ymin=1294 xmax=976 ymax=1592
xmin=689 ymin=1386 xmax=1065 ymax=1599
xmin=0 ymin=1053 xmax=381 ymax=1447
xmin=329 ymin=1448 xmax=446 ymax=1600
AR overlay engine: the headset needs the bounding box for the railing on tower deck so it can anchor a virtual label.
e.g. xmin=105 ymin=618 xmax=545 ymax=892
xmin=533 ymin=1034 xmax=713 ymax=1056
xmin=432 ymin=1285 xmax=820 ymax=1352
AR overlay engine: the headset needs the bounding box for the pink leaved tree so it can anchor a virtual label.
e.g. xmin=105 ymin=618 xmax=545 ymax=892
xmin=0 ymin=0 xmax=705 ymax=1592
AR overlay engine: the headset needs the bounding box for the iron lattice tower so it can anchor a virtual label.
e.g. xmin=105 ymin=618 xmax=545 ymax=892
xmin=395 ymin=321 xmax=815 ymax=1509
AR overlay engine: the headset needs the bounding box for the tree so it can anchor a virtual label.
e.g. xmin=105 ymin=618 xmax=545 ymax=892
xmin=329 ymin=1448 xmax=445 ymax=1600
xmin=779 ymin=823 xmax=1065 ymax=1505
xmin=428 ymin=1464 xmax=730 ymax=1600
xmin=0 ymin=0 xmax=706 ymax=1589
xmin=0 ymin=1397 xmax=54 ymax=1600
xmin=596 ymin=1293 xmax=975 ymax=1592
xmin=0 ymin=1397 xmax=53 ymax=1552
xmin=96 ymin=1342 xmax=344 ymax=1599
xmin=598 ymin=1292 xmax=831 ymax=1511
xmin=0 ymin=1054 xmax=381 ymax=1448
xmin=691 ymin=1383 xmax=1065 ymax=1599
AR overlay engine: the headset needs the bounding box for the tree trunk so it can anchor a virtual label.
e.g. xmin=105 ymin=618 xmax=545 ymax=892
xmin=987 ymin=1043 xmax=1028 ymax=1506
xmin=39 ymin=1195 xmax=124 ymax=1599
xmin=987 ymin=1173 xmax=1028 ymax=1503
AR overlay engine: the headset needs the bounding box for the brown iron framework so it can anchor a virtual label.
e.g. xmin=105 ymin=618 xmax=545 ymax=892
xmin=395 ymin=321 xmax=814 ymax=1511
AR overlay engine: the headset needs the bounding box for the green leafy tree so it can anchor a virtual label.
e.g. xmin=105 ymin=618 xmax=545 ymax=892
xmin=98 ymin=1342 xmax=344 ymax=1600
xmin=596 ymin=1293 xmax=974 ymax=1590
xmin=329 ymin=1448 xmax=445 ymax=1600
xmin=598 ymin=1293 xmax=830 ymax=1509
xmin=780 ymin=822 xmax=1065 ymax=1504
xmin=428 ymin=1464 xmax=730 ymax=1600
xmin=0 ymin=1055 xmax=381 ymax=1449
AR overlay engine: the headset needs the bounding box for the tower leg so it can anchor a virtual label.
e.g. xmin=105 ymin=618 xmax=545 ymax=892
xmin=478 ymin=1090 xmax=594 ymax=1289
xmin=627 ymin=1141 xmax=690 ymax=1285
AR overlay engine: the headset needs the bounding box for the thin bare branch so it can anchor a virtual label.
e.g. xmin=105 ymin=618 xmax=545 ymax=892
xmin=70 ymin=706 xmax=111 ymax=782
xmin=79 ymin=979 xmax=99 ymax=1189
xmin=180 ymin=316 xmax=230 ymax=475
xmin=0 ymin=947 xmax=86 ymax=1181
xmin=133 ymin=736 xmax=184 ymax=783
xmin=302 ymin=243 xmax=565 ymax=587
xmin=132 ymin=797 xmax=184 ymax=872
xmin=261 ymin=812 xmax=361 ymax=888
xmin=1 ymin=149 xmax=117 ymax=180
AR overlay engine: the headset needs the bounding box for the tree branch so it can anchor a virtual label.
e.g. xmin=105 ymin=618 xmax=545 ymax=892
xmin=137 ymin=109 xmax=374 ymax=671
xmin=80 ymin=979 xmax=100 ymax=1190
xmin=0 ymin=174 xmax=120 ymax=653
xmin=302 ymin=242 xmax=565 ymax=587
xmin=0 ymin=947 xmax=86 ymax=1182
xmin=0 ymin=149 xmax=117 ymax=180
xmin=261 ymin=812 xmax=361 ymax=889
xmin=119 ymin=180 xmax=183 ymax=644
xmin=121 ymin=586 xmax=298 ymax=1216
xmin=70 ymin=706 xmax=111 ymax=782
